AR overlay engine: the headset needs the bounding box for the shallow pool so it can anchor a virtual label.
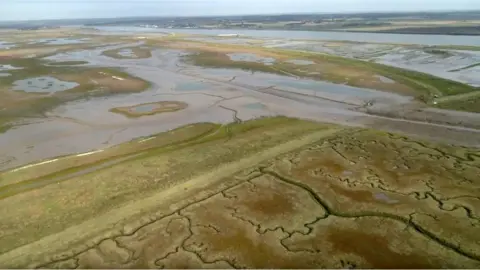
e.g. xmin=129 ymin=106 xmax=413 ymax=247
xmin=12 ymin=76 xmax=79 ymax=93
xmin=244 ymin=102 xmax=267 ymax=110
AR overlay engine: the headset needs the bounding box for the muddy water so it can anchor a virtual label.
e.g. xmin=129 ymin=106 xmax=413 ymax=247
xmin=12 ymin=77 xmax=79 ymax=93
xmin=1 ymin=43 xmax=479 ymax=171
xmin=0 ymin=45 xmax=351 ymax=169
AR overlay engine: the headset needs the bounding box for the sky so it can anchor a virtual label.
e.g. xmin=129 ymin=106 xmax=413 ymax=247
xmin=0 ymin=0 xmax=479 ymax=21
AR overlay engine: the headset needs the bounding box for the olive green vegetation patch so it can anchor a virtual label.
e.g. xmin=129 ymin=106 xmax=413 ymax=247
xmin=436 ymin=96 xmax=480 ymax=113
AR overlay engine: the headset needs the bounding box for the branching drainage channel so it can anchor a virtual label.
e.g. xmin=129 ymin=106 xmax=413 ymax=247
xmin=261 ymin=168 xmax=480 ymax=262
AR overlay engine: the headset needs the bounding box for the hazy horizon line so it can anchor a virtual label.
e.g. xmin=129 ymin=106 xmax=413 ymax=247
xmin=1 ymin=8 xmax=480 ymax=23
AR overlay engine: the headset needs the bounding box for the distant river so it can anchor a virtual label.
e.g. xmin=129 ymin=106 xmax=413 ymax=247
xmin=93 ymin=26 xmax=480 ymax=46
